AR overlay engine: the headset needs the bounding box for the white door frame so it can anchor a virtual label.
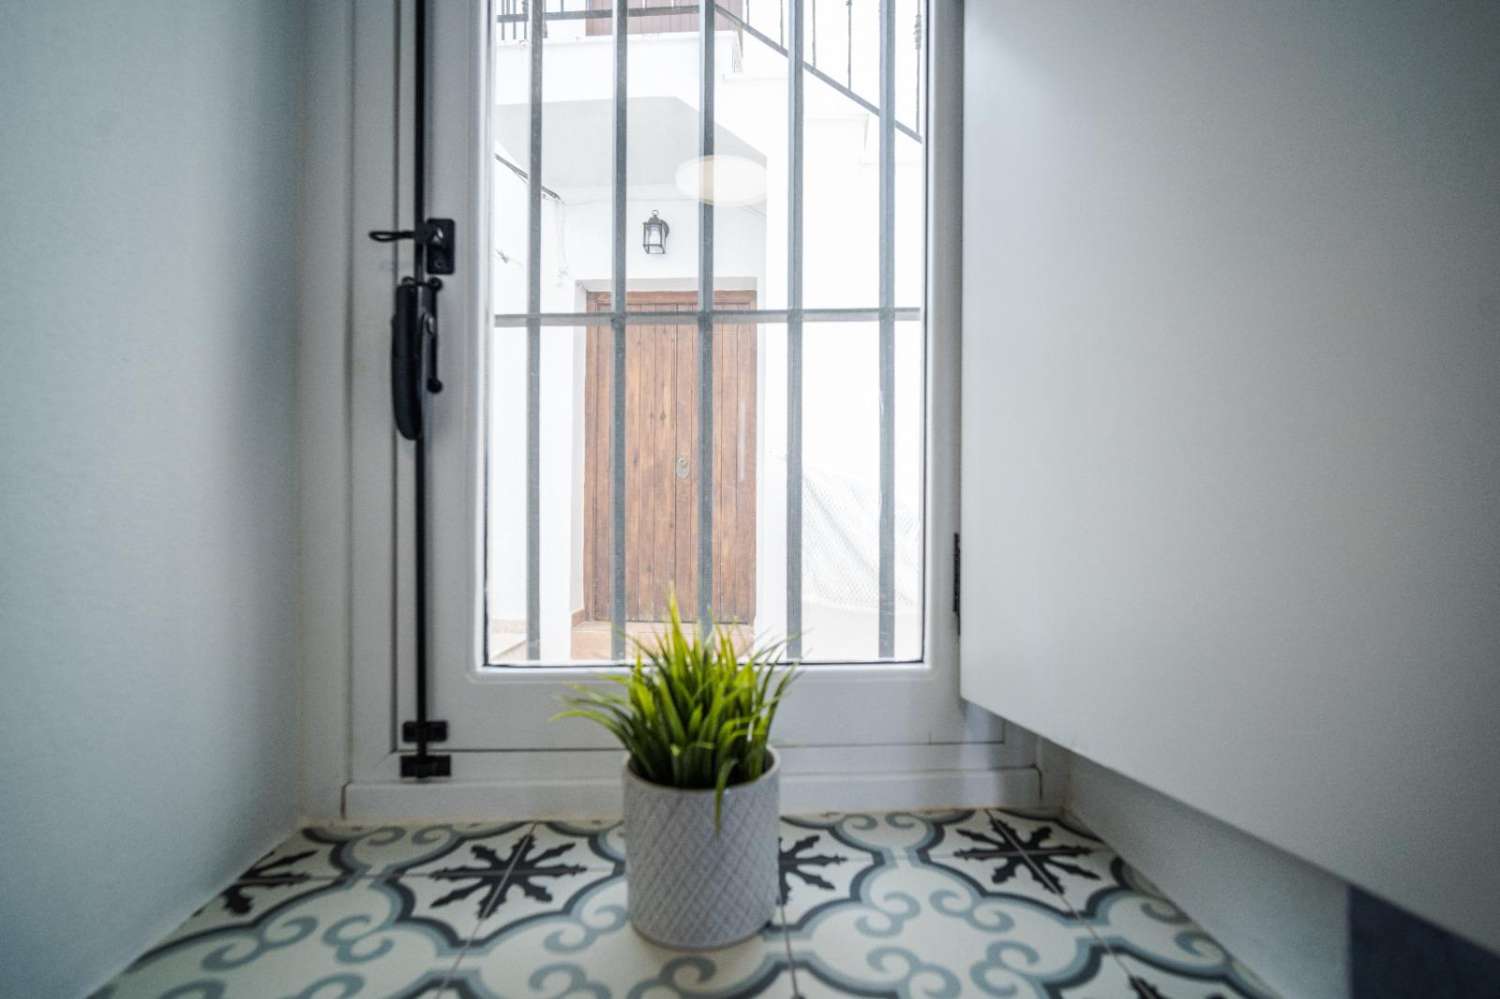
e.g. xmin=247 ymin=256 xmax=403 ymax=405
xmin=345 ymin=0 xmax=1036 ymax=817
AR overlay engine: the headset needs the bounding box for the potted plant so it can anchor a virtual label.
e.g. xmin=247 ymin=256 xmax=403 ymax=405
xmin=555 ymin=596 xmax=796 ymax=949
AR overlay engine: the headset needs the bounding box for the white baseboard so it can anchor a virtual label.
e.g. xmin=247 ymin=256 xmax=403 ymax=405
xmin=343 ymin=766 xmax=1042 ymax=822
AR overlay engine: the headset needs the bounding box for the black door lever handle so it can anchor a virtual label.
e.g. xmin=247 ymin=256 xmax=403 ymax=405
xmin=391 ymin=280 xmax=425 ymax=441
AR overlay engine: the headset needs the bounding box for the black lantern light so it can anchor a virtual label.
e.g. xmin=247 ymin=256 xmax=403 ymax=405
xmin=642 ymin=210 xmax=669 ymax=255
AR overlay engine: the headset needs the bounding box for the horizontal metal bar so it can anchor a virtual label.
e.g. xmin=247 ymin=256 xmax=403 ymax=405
xmin=493 ymin=307 xmax=920 ymax=327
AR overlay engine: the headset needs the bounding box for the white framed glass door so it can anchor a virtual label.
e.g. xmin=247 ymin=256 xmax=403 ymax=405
xmin=352 ymin=0 xmax=1000 ymax=773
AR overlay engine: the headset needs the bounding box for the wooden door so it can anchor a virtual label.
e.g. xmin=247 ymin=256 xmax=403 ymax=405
xmin=583 ymin=290 xmax=756 ymax=623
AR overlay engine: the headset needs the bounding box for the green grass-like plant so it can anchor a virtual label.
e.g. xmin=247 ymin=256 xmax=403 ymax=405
xmin=553 ymin=595 xmax=797 ymax=830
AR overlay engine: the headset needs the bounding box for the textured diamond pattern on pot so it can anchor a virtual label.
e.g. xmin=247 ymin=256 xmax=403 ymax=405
xmin=623 ymin=764 xmax=781 ymax=950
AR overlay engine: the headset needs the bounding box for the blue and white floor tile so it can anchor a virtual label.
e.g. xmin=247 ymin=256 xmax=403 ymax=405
xmin=94 ymin=809 xmax=1277 ymax=998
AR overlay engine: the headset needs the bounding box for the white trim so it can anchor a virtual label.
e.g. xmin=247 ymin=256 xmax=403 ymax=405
xmin=297 ymin=0 xmax=356 ymax=820
xmin=349 ymin=0 xmax=402 ymax=781
xmin=347 ymin=771 xmax=1041 ymax=821
xmin=347 ymin=742 xmax=1043 ymax=820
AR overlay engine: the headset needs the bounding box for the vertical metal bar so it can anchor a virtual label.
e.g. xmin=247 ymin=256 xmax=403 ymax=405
xmin=610 ymin=0 xmax=629 ymax=659
xmin=412 ymin=0 xmax=430 ymax=751
xmin=845 ymin=0 xmax=852 ymax=87
xmin=786 ymin=0 xmax=804 ymax=659
xmin=913 ymin=5 xmax=921 ymax=129
xmin=412 ymin=0 xmax=427 ymax=281
xmin=526 ymin=0 xmax=544 ymax=658
xmin=877 ymin=0 xmax=895 ymax=657
xmin=696 ymin=0 xmax=716 ymax=630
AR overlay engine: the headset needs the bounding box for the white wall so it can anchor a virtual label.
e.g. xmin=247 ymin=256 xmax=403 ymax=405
xmin=961 ymin=0 xmax=1500 ymax=954
xmin=0 ymin=3 xmax=306 ymax=994
xmin=1066 ymin=751 xmax=1350 ymax=999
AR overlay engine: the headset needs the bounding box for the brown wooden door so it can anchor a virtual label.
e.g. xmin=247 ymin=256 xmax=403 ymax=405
xmin=583 ymin=290 xmax=756 ymax=624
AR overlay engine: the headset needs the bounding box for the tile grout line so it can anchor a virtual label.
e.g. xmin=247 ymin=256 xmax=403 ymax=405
xmin=985 ymin=807 xmax=1146 ymax=994
xmin=440 ymin=821 xmax=539 ymax=992
xmin=776 ymin=903 xmax=804 ymax=999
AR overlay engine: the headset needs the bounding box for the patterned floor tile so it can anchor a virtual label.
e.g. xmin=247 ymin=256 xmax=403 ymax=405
xmin=96 ymin=809 xmax=1278 ymax=999
xmin=782 ymin=809 xmax=1003 ymax=859
xmin=249 ymin=822 xmax=535 ymax=879
xmin=986 ymin=810 xmax=1114 ymax=913
xmin=522 ymin=817 xmax=627 ymax=870
xmin=782 ymin=857 xmax=1120 ymax=997
xmin=95 ymin=876 xmax=480 ymax=998
xmin=777 ymin=816 xmax=894 ymax=931
xmin=987 ymin=815 xmax=1277 ymax=999
xmin=908 ymin=809 xmax=1089 ymax=919
xmin=396 ymin=823 xmax=536 ymax=882
xmin=1113 ymin=952 xmax=1277 ymax=999
xmin=454 ymin=870 xmax=793 ymax=997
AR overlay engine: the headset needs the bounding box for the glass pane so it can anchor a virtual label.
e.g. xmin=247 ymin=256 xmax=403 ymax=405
xmin=485 ymin=326 xmax=531 ymax=662
xmin=491 ymin=0 xmax=618 ymax=318
xmin=798 ymin=320 xmax=923 ymax=661
xmin=894 ymin=0 xmax=926 ymax=308
xmin=483 ymin=0 xmax=927 ymax=665
xmin=709 ymin=11 xmax=787 ymax=309
xmin=486 ymin=314 xmax=772 ymax=664
xmin=802 ymin=67 xmax=879 ymax=308
xmin=623 ymin=1 xmax=702 ymax=302
xmin=891 ymin=317 xmax=924 ymax=659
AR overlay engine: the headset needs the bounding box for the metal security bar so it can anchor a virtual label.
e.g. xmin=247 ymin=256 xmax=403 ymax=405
xmin=493 ymin=307 xmax=919 ymax=327
xmin=610 ymin=0 xmax=629 ymax=659
xmin=696 ymin=0 xmax=717 ymax=630
xmin=877 ymin=0 xmax=896 ymax=658
xmin=495 ymin=2 xmax=921 ymax=140
xmin=785 ymin=0 xmax=805 ymax=659
xmin=495 ymin=0 xmax=924 ymax=664
xmin=525 ymin=0 xmax=544 ymax=659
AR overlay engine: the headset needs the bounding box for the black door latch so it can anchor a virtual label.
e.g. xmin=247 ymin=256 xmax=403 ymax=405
xmin=368 ymin=218 xmax=456 ymax=275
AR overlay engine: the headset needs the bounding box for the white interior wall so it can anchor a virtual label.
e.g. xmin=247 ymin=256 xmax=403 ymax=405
xmin=0 ymin=2 xmax=307 ymax=994
xmin=961 ymin=0 xmax=1500 ymax=953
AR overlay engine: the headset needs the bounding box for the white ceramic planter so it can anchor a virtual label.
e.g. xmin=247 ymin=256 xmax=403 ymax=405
xmin=621 ymin=749 xmax=781 ymax=949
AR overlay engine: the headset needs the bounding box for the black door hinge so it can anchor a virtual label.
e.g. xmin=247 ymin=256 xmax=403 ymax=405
xmin=953 ymin=532 xmax=961 ymax=632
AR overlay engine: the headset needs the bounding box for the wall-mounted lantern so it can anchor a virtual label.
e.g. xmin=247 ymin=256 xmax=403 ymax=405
xmin=642 ymin=210 xmax=669 ymax=255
